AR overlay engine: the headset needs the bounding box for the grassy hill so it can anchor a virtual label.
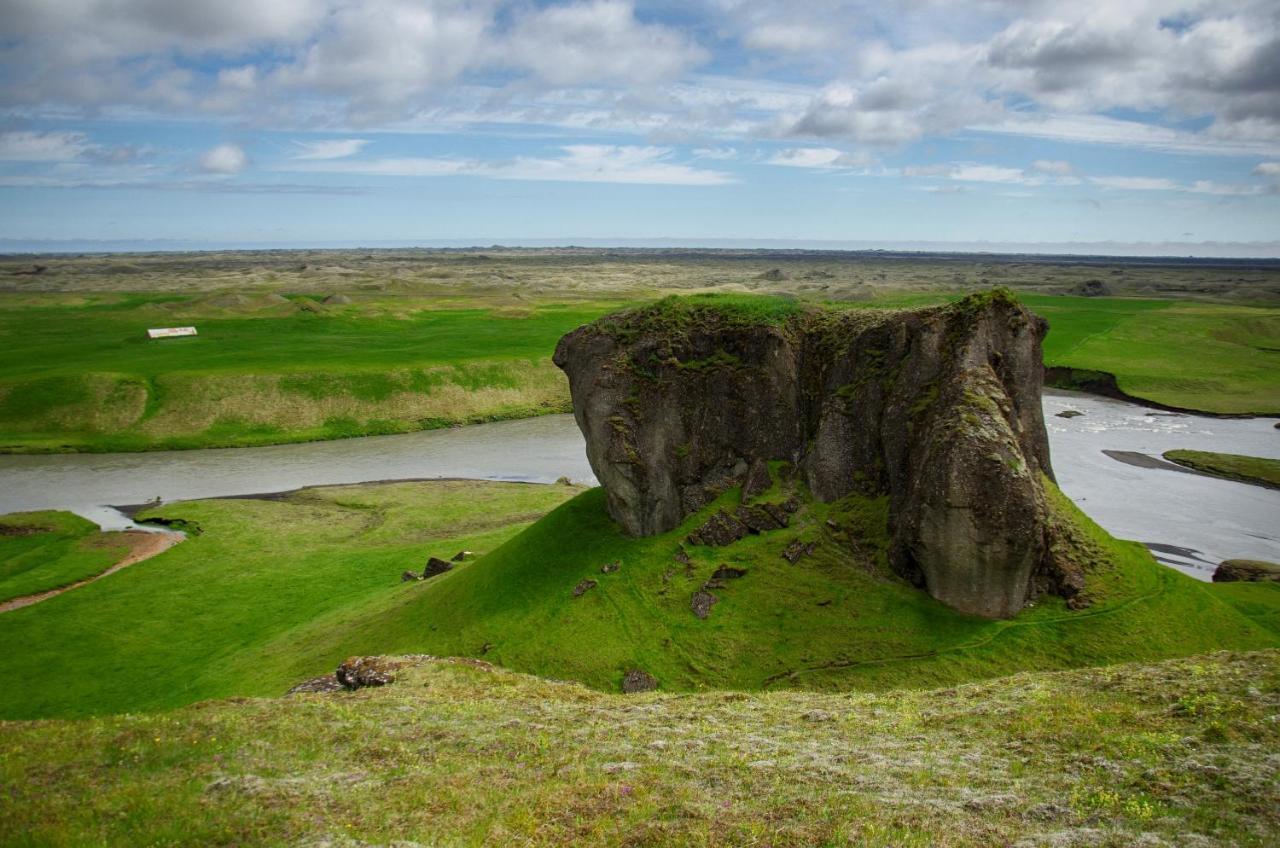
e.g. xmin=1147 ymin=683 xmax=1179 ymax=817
xmin=2 ymin=649 xmax=1277 ymax=846
xmin=2 ymin=475 xmax=1277 ymax=720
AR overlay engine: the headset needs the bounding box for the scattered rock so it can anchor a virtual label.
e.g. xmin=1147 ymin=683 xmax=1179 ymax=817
xmin=286 ymin=675 xmax=346 ymax=695
xmin=760 ymin=268 xmax=786 ymax=281
xmin=1055 ymin=410 xmax=1083 ymax=418
xmin=480 ymin=642 xmax=493 ymax=654
xmin=736 ymin=504 xmax=783 ymax=534
xmin=572 ymin=578 xmax=598 ymax=597
xmin=687 ymin=510 xmax=749 ymax=547
xmin=601 ymin=762 xmax=638 ymax=773
xmin=802 ymin=709 xmax=835 ymax=722
xmin=673 ymin=548 xmax=692 ymax=566
xmin=711 ymin=565 xmax=747 ymax=580
xmin=322 ymin=293 xmax=352 ymax=305
xmin=600 ymin=561 xmax=620 ymax=574
xmin=782 ymin=539 xmax=817 ymax=564
xmin=1213 ymin=559 xmax=1280 ymax=583
xmin=555 ymin=476 xmax=574 ymax=485
xmin=690 ymin=590 xmax=718 ymax=619
xmin=1073 ymin=279 xmax=1112 ymax=297
xmin=816 ymin=599 xmax=833 ymax=607
xmin=400 ymin=570 xmax=421 ymax=583
xmin=336 ymin=656 xmax=400 ymax=690
xmin=423 ymin=557 xmax=453 ymax=578
xmin=621 ymin=669 xmax=658 ymax=693
xmin=450 ymin=550 xmax=472 ymax=562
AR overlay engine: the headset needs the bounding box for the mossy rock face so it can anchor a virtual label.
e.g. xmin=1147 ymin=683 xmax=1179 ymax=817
xmin=555 ymin=290 xmax=1074 ymax=619
xmin=1214 ymin=559 xmax=1280 ymax=583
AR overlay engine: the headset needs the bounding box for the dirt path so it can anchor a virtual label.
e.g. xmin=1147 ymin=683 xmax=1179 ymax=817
xmin=0 ymin=531 xmax=183 ymax=614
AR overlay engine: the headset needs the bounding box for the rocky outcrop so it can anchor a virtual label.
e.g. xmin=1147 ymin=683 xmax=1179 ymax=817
xmin=1213 ymin=559 xmax=1280 ymax=583
xmin=554 ymin=290 xmax=1072 ymax=619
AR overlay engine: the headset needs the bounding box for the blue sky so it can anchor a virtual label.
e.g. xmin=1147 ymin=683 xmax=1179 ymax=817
xmin=1 ymin=0 xmax=1279 ymax=253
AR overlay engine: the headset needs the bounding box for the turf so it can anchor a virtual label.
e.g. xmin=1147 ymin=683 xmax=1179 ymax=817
xmin=0 ymin=481 xmax=583 ymax=719
xmin=0 ymin=511 xmax=134 ymax=603
xmin=2 ymin=477 xmax=1277 ymax=720
xmin=1162 ymin=449 xmax=1280 ymax=488
xmin=1 ymin=650 xmax=1276 ymax=846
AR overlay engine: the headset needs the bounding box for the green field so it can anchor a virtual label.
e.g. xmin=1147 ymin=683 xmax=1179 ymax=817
xmin=2 ymin=650 xmax=1276 ymax=846
xmin=0 ymin=511 xmax=136 ymax=603
xmin=2 ymin=474 xmax=1276 ymax=720
xmin=0 ymin=251 xmax=1276 ymax=453
xmin=1163 ymin=449 xmax=1280 ymax=488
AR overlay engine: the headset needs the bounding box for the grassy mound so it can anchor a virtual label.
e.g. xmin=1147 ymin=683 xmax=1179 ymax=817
xmin=1163 ymin=449 xmax=1280 ymax=489
xmin=3 ymin=650 xmax=1277 ymax=846
xmin=312 ymin=477 xmax=1280 ymax=695
xmin=0 ymin=511 xmax=136 ymax=603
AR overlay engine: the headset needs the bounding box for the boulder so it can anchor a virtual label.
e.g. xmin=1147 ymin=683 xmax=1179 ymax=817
xmin=600 ymin=561 xmax=620 ymax=574
xmin=423 ymin=557 xmax=453 ymax=578
xmin=741 ymin=458 xmax=772 ymax=499
xmin=1073 ymin=279 xmax=1111 ymax=297
xmin=400 ymin=570 xmax=421 ymax=583
xmin=690 ymin=590 xmax=718 ymax=619
xmin=572 ymin=578 xmax=598 ymax=597
xmin=450 ymin=550 xmax=472 ymax=562
xmin=554 ymin=290 xmax=1068 ymax=618
xmin=621 ymin=669 xmax=659 ymax=693
xmin=336 ymin=656 xmax=399 ymax=690
xmin=1213 ymin=559 xmax=1280 ymax=583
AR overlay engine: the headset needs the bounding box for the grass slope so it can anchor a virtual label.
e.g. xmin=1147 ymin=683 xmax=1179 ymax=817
xmin=4 ymin=476 xmax=1277 ymax=720
xmin=0 ymin=481 xmax=582 ymax=719
xmin=0 ymin=511 xmax=134 ymax=603
xmin=1163 ymin=449 xmax=1280 ymax=489
xmin=0 ymin=294 xmax=615 ymax=452
xmin=2 ymin=650 xmax=1277 ymax=846
xmin=304 ymin=478 xmax=1280 ymax=695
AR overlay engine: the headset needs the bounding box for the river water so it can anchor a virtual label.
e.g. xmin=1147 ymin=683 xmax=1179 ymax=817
xmin=0 ymin=390 xmax=1275 ymax=581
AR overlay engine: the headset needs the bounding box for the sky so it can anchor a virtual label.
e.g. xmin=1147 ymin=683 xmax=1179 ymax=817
xmin=1 ymin=0 xmax=1279 ymax=254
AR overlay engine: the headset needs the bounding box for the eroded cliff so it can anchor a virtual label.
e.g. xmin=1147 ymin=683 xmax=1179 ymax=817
xmin=554 ymin=290 xmax=1080 ymax=619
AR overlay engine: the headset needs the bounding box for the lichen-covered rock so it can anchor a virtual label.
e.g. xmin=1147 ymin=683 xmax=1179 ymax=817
xmin=1213 ymin=559 xmax=1280 ymax=583
xmin=336 ymin=657 xmax=399 ymax=690
xmin=691 ymin=590 xmax=718 ymax=619
xmin=554 ymin=290 xmax=1069 ymax=618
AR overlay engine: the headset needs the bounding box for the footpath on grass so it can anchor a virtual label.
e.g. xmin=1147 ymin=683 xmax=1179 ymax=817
xmin=0 ymin=531 xmax=182 ymax=613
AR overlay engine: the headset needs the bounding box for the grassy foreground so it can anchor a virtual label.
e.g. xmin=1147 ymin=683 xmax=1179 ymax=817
xmin=1163 ymin=449 xmax=1280 ymax=489
xmin=2 ymin=650 xmax=1277 ymax=846
xmin=3 ymin=475 xmax=1278 ymax=720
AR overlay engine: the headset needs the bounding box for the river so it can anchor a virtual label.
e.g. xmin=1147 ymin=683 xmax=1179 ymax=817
xmin=0 ymin=390 xmax=1275 ymax=581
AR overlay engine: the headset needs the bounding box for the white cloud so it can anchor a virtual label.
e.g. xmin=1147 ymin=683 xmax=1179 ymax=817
xmin=284 ymin=144 xmax=733 ymax=185
xmin=1031 ymin=159 xmax=1074 ymax=176
xmin=1089 ymin=176 xmax=1180 ymax=191
xmin=500 ymin=0 xmax=707 ymax=86
xmin=692 ymin=146 xmax=738 ymax=160
xmin=291 ymin=139 xmax=370 ymax=160
xmin=199 ymin=143 xmax=249 ymax=174
xmin=1254 ymin=162 xmax=1280 ymax=176
xmin=743 ymin=23 xmax=830 ymax=53
xmin=765 ymin=147 xmax=871 ymax=168
xmin=0 ymin=130 xmax=92 ymax=161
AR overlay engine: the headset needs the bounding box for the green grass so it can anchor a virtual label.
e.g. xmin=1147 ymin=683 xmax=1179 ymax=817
xmin=1163 ymin=449 xmax=1280 ymax=488
xmin=0 ymin=511 xmax=134 ymax=603
xmin=1 ymin=650 xmax=1276 ymax=846
xmin=0 ymin=481 xmax=583 ymax=719
xmin=0 ymin=295 xmax=615 ymax=452
xmin=3 ymin=476 xmax=1277 ymax=720
xmin=1023 ymin=295 xmax=1280 ymax=414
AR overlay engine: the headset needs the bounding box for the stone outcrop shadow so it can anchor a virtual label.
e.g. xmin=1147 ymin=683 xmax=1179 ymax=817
xmin=554 ymin=290 xmax=1080 ymax=619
